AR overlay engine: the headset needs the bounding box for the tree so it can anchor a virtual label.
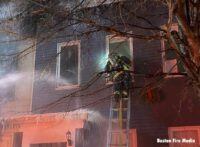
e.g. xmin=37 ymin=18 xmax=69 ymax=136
xmin=0 ymin=0 xmax=200 ymax=100
xmin=163 ymin=0 xmax=200 ymax=97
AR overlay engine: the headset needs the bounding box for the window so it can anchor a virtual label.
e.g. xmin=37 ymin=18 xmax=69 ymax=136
xmin=106 ymin=35 xmax=133 ymax=83
xmin=161 ymin=24 xmax=185 ymax=75
xmin=106 ymin=35 xmax=133 ymax=61
xmin=168 ymin=126 xmax=200 ymax=147
xmin=30 ymin=142 xmax=67 ymax=147
xmin=57 ymin=40 xmax=80 ymax=89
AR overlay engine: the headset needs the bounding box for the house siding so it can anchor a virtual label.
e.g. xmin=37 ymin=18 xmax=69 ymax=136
xmin=32 ymin=1 xmax=200 ymax=147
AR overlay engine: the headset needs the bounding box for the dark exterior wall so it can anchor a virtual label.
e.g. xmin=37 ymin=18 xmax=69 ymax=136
xmin=33 ymin=30 xmax=110 ymax=111
xmin=33 ymin=30 xmax=110 ymax=147
xmin=32 ymin=1 xmax=200 ymax=147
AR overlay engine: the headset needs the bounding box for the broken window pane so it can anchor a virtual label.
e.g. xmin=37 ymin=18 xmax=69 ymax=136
xmin=109 ymin=40 xmax=131 ymax=60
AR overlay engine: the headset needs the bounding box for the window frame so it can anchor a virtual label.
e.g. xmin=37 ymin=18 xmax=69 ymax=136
xmin=168 ymin=126 xmax=200 ymax=147
xmin=105 ymin=34 xmax=133 ymax=84
xmin=56 ymin=40 xmax=81 ymax=90
xmin=106 ymin=35 xmax=133 ymax=60
xmin=161 ymin=24 xmax=185 ymax=78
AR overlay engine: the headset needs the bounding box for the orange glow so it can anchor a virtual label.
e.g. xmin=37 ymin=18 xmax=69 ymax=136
xmin=0 ymin=112 xmax=88 ymax=147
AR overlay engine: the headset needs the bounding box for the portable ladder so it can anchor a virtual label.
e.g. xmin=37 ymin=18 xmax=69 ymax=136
xmin=107 ymin=94 xmax=131 ymax=147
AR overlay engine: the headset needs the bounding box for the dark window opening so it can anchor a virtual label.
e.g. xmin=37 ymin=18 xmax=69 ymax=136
xmin=13 ymin=132 xmax=23 ymax=147
xmin=60 ymin=45 xmax=79 ymax=85
xmin=164 ymin=40 xmax=185 ymax=73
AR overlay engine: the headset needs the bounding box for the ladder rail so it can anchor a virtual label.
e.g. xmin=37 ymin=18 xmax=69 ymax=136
xmin=107 ymin=96 xmax=114 ymax=147
xmin=126 ymin=94 xmax=131 ymax=147
xmin=107 ymin=94 xmax=131 ymax=147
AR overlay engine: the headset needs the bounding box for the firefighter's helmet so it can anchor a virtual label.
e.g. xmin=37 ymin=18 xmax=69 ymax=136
xmin=108 ymin=52 xmax=120 ymax=65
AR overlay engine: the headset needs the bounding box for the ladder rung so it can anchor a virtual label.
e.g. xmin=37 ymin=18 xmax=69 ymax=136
xmin=108 ymin=95 xmax=130 ymax=147
xmin=112 ymin=98 xmax=128 ymax=102
xmin=109 ymin=130 xmax=128 ymax=133
xmin=110 ymin=144 xmax=126 ymax=146
xmin=122 ymin=97 xmax=128 ymax=100
xmin=112 ymin=108 xmax=128 ymax=111
xmin=112 ymin=118 xmax=127 ymax=122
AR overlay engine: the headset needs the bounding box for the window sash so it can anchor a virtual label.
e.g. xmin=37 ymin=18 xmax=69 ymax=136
xmin=106 ymin=35 xmax=133 ymax=65
xmin=57 ymin=41 xmax=80 ymax=88
xmin=60 ymin=45 xmax=78 ymax=85
xmin=105 ymin=35 xmax=133 ymax=83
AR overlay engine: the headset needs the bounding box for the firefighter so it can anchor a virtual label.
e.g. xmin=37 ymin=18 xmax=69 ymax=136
xmin=105 ymin=53 xmax=132 ymax=103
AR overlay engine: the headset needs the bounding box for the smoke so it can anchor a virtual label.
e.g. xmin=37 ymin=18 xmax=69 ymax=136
xmin=74 ymin=109 xmax=108 ymax=147
xmin=0 ymin=2 xmax=15 ymax=21
xmin=72 ymin=109 xmax=107 ymax=122
xmin=0 ymin=72 xmax=23 ymax=103
xmin=0 ymin=73 xmax=21 ymax=88
xmin=34 ymin=70 xmax=75 ymax=86
xmin=98 ymin=52 xmax=109 ymax=71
